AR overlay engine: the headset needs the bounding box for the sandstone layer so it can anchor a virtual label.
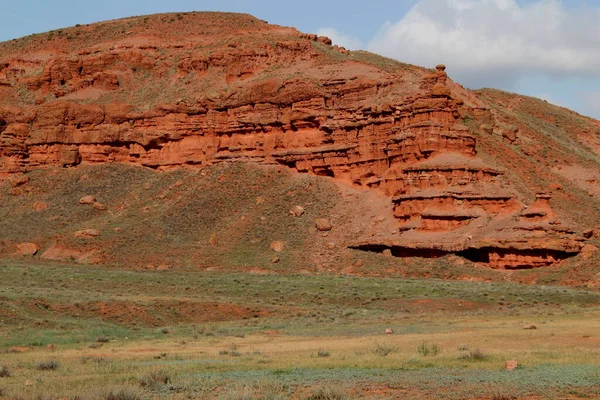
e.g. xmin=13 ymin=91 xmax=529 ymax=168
xmin=1 ymin=12 xmax=599 ymax=269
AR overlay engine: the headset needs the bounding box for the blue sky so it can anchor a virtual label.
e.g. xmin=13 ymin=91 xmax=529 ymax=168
xmin=1 ymin=0 xmax=599 ymax=119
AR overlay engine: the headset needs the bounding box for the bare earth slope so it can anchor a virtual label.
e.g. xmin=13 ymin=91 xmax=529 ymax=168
xmin=1 ymin=12 xmax=600 ymax=274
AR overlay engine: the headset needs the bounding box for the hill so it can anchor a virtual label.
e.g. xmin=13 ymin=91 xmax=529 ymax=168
xmin=1 ymin=12 xmax=600 ymax=279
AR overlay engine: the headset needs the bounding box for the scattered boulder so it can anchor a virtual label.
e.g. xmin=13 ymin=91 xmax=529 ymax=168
xmin=9 ymin=174 xmax=29 ymax=188
xmin=79 ymin=195 xmax=96 ymax=205
xmin=32 ymin=201 xmax=49 ymax=212
xmin=583 ymin=229 xmax=595 ymax=239
xmin=384 ymin=328 xmax=394 ymax=335
xmin=74 ymin=229 xmax=100 ymax=238
xmin=502 ymin=125 xmax=520 ymax=143
xmin=92 ymin=202 xmax=106 ymax=210
xmin=382 ymin=249 xmax=392 ymax=257
xmin=326 ymin=242 xmax=336 ymax=250
xmin=289 ymin=205 xmax=305 ymax=217
xmin=41 ymin=244 xmax=101 ymax=264
xmin=479 ymin=124 xmax=493 ymax=135
xmin=270 ymin=241 xmax=284 ymax=252
xmin=581 ymin=244 xmax=598 ymax=260
xmin=271 ymin=256 xmax=280 ymax=264
xmin=314 ymin=218 xmax=333 ymax=232
xmin=523 ymin=325 xmax=537 ymax=330
xmin=505 ymin=360 xmax=518 ymax=371
xmin=317 ymin=36 xmax=332 ymax=45
xmin=209 ymin=233 xmax=217 ymax=246
xmin=15 ymin=242 xmax=39 ymax=256
xmin=550 ymin=182 xmax=563 ymax=191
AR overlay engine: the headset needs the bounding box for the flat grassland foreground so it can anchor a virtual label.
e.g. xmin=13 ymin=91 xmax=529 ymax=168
xmin=0 ymin=262 xmax=599 ymax=399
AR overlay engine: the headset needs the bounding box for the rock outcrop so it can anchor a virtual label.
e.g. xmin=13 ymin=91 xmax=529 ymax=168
xmin=0 ymin=12 xmax=593 ymax=268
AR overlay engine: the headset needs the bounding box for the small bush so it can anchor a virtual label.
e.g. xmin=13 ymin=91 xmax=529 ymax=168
xmin=35 ymin=360 xmax=60 ymax=371
xmin=417 ymin=342 xmax=440 ymax=357
xmin=0 ymin=365 xmax=10 ymax=377
xmin=317 ymin=350 xmax=330 ymax=357
xmin=373 ymin=343 xmax=396 ymax=357
xmin=224 ymin=385 xmax=254 ymax=400
xmin=104 ymin=387 xmax=141 ymax=400
xmin=305 ymin=385 xmax=348 ymax=400
xmin=458 ymin=349 xmax=489 ymax=361
xmin=253 ymin=379 xmax=283 ymax=399
xmin=492 ymin=394 xmax=517 ymax=400
xmin=138 ymin=369 xmax=171 ymax=390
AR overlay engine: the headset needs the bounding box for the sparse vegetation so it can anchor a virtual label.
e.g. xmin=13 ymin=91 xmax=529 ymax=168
xmin=458 ymin=349 xmax=489 ymax=362
xmin=305 ymin=385 xmax=348 ymax=400
xmin=35 ymin=360 xmax=60 ymax=370
xmin=0 ymin=365 xmax=10 ymax=377
xmin=417 ymin=342 xmax=440 ymax=357
xmin=138 ymin=370 xmax=171 ymax=390
xmin=103 ymin=387 xmax=141 ymax=400
xmin=317 ymin=349 xmax=330 ymax=357
xmin=373 ymin=343 xmax=396 ymax=357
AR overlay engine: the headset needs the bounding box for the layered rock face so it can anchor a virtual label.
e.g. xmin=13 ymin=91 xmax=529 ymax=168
xmin=0 ymin=12 xmax=592 ymax=268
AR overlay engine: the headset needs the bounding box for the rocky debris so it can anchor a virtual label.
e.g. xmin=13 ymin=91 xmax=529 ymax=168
xmin=501 ymin=125 xmax=520 ymax=143
xmin=92 ymin=202 xmax=106 ymax=210
xmin=270 ymin=241 xmax=284 ymax=252
xmin=9 ymin=174 xmax=29 ymax=187
xmin=315 ymin=218 xmax=333 ymax=232
xmin=74 ymin=229 xmax=101 ymax=238
xmin=289 ymin=205 xmax=305 ymax=217
xmin=505 ymin=360 xmax=518 ymax=371
xmin=583 ymin=229 xmax=594 ymax=239
xmin=580 ymin=244 xmax=598 ymax=260
xmin=14 ymin=242 xmax=38 ymax=256
xmin=32 ymin=201 xmax=48 ymax=212
xmin=79 ymin=195 xmax=96 ymax=205
xmin=41 ymin=244 xmax=101 ymax=264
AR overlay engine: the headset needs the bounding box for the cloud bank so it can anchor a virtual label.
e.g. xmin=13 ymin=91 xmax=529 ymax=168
xmin=367 ymin=0 xmax=600 ymax=89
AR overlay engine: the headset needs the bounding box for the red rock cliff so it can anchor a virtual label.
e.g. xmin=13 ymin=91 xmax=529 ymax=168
xmin=0 ymin=12 xmax=594 ymax=268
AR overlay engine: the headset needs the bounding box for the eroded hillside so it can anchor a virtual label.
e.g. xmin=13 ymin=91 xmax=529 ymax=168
xmin=1 ymin=12 xmax=600 ymax=272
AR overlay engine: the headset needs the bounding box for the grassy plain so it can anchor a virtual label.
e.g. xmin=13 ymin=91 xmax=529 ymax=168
xmin=0 ymin=261 xmax=599 ymax=399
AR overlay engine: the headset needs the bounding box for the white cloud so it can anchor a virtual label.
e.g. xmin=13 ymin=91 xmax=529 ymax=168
xmin=367 ymin=0 xmax=600 ymax=89
xmin=316 ymin=27 xmax=363 ymax=50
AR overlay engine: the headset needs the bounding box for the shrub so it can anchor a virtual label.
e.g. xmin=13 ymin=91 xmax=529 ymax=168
xmin=104 ymin=387 xmax=141 ymax=400
xmin=373 ymin=343 xmax=396 ymax=357
xmin=492 ymin=394 xmax=517 ymax=400
xmin=305 ymin=385 xmax=348 ymax=400
xmin=317 ymin=350 xmax=330 ymax=357
xmin=0 ymin=365 xmax=10 ymax=377
xmin=138 ymin=369 xmax=171 ymax=390
xmin=458 ymin=349 xmax=489 ymax=361
xmin=417 ymin=342 xmax=440 ymax=357
xmin=224 ymin=385 xmax=254 ymax=400
xmin=35 ymin=360 xmax=60 ymax=371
